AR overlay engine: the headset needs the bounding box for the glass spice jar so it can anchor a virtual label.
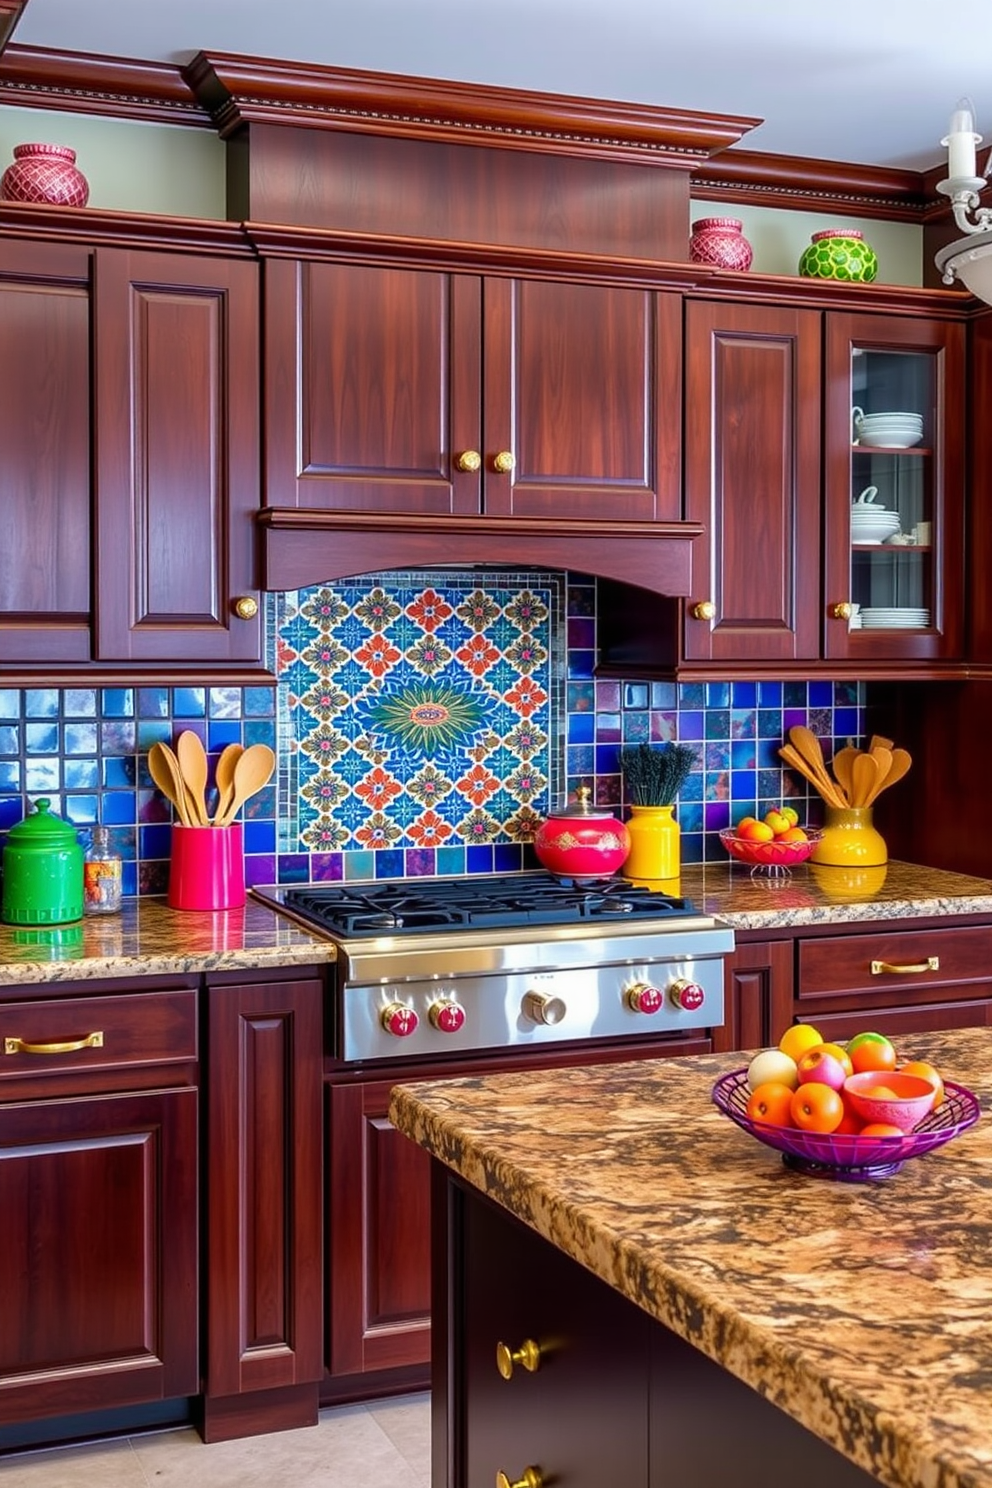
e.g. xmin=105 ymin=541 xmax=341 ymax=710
xmin=84 ymin=825 xmax=123 ymax=915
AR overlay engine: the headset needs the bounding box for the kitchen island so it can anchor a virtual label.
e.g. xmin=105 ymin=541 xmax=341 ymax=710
xmin=390 ymin=1026 xmax=992 ymax=1488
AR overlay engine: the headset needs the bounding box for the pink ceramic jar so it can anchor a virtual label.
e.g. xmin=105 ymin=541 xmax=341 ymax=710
xmin=689 ymin=217 xmax=753 ymax=271
xmin=0 ymin=143 xmax=89 ymax=207
xmin=533 ymin=787 xmax=630 ymax=881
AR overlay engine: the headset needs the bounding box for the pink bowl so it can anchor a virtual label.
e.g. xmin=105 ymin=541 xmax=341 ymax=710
xmin=843 ymin=1071 xmax=936 ymax=1133
xmin=720 ymin=826 xmax=821 ymax=868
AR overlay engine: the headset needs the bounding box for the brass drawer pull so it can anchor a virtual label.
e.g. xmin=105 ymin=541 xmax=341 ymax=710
xmin=870 ymin=957 xmax=939 ymax=976
xmin=496 ymin=1469 xmax=543 ymax=1488
xmin=496 ymin=1337 xmax=542 ymax=1379
xmin=4 ymin=1031 xmax=104 ymax=1056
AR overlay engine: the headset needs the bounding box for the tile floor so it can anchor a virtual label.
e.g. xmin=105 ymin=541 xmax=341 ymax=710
xmin=0 ymin=1392 xmax=431 ymax=1486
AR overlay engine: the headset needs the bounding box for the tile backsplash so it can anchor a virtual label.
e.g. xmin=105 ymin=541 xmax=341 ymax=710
xmin=0 ymin=572 xmax=863 ymax=892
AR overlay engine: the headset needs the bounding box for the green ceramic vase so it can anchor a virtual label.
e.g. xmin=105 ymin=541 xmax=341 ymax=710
xmin=798 ymin=228 xmax=878 ymax=283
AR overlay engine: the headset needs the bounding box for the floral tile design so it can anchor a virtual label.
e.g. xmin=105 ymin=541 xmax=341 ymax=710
xmin=271 ymin=573 xmax=565 ymax=870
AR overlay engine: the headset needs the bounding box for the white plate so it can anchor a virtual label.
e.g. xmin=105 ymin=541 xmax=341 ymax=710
xmin=856 ymin=432 xmax=923 ymax=448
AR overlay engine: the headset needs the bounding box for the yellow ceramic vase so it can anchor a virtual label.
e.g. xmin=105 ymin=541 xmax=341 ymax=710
xmin=810 ymin=806 xmax=887 ymax=868
xmin=623 ymin=804 xmax=680 ymax=881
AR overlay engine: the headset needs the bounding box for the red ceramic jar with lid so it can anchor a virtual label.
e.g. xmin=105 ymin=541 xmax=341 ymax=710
xmin=1 ymin=797 xmax=85 ymax=925
xmin=533 ymin=786 xmax=631 ymax=881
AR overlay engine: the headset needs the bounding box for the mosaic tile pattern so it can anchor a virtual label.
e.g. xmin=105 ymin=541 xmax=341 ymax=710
xmin=0 ymin=574 xmax=865 ymax=892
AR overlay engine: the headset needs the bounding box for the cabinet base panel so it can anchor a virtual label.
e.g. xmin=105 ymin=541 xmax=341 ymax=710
xmin=319 ymin=1362 xmax=429 ymax=1409
xmin=198 ymin=1382 xmax=319 ymax=1443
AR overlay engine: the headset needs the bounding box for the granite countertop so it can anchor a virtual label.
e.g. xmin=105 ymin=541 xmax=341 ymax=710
xmin=676 ymin=857 xmax=992 ymax=929
xmin=0 ymin=896 xmax=335 ymax=985
xmin=390 ymin=1026 xmax=992 ymax=1488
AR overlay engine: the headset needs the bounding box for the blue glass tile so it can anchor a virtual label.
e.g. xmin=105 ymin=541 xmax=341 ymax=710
xmin=173 ymin=687 xmax=206 ymax=718
xmin=567 ymin=712 xmax=594 ymax=744
xmin=623 ymin=684 xmax=649 ymax=710
xmin=122 ymin=861 xmax=138 ymax=897
xmin=208 ymin=720 xmax=242 ymax=750
xmin=466 ymin=844 xmax=494 ymax=875
xmin=731 ymin=769 xmax=757 ymax=800
xmin=25 ymin=723 xmax=59 ymax=753
xmin=782 ymin=707 xmax=808 ymax=734
xmin=65 ymin=758 xmax=99 ymax=789
xmin=703 ymin=709 xmax=729 ymax=740
xmin=244 ymin=819 xmax=276 ymax=853
xmin=139 ymin=823 xmax=172 ymax=859
xmin=567 ymin=682 xmax=595 ymax=714
xmin=594 ymin=744 xmax=621 ymax=775
xmin=567 ymin=617 xmax=595 ymax=649
xmin=704 ymin=740 xmax=731 ymax=771
xmin=567 ymin=582 xmax=596 ymax=616
xmin=0 ymin=796 xmax=22 ymax=829
xmin=102 ymin=721 xmax=136 ymax=754
xmin=678 ymin=683 xmax=705 ymax=708
xmin=757 ymin=709 xmax=783 ymax=739
xmin=679 ymin=769 xmax=703 ymax=802
xmin=103 ymin=756 xmax=136 ymax=787
xmin=650 ymin=683 xmax=677 ymax=710
xmin=404 ymin=848 xmax=436 ymax=877
xmin=566 ymin=746 xmax=595 ymax=778
xmin=834 ymin=680 xmax=861 ymax=707
xmin=278 ymin=854 xmax=312 ymax=883
xmin=809 ymin=681 xmax=834 ymax=708
xmin=730 ymin=682 xmax=757 ymax=708
xmin=139 ymin=860 xmax=169 ymax=894
xmin=102 ymin=792 xmax=137 ymax=824
xmin=209 ymin=687 xmax=242 ymax=719
xmin=244 ymin=720 xmax=278 ymax=749
xmin=678 ymin=802 xmax=704 ymax=833
xmin=138 ymin=687 xmax=170 ymax=718
xmin=730 ymin=709 xmax=756 ymax=739
xmin=567 ymin=650 xmax=596 ymax=680
xmin=63 ymin=689 xmax=97 ymax=718
xmin=595 ymin=680 xmax=621 ymax=711
xmin=680 ymin=831 xmax=704 ymax=864
xmin=493 ymin=842 xmax=524 ymax=872
xmin=596 ymin=713 xmax=621 ymax=742
xmin=704 ymin=682 xmax=729 ymax=709
xmin=677 ymin=711 xmax=704 ymax=741
xmin=0 ymin=761 xmax=19 ymax=789
xmin=757 ymin=681 xmax=783 ymax=707
xmin=101 ymin=689 xmax=134 ymax=718
xmin=834 ymin=709 xmax=860 ymax=739
xmin=64 ymin=722 xmax=98 ymax=755
xmin=0 ymin=691 xmax=21 ymax=719
xmin=244 ymin=687 xmax=276 ymax=717
xmin=0 ymin=725 xmax=18 ymax=754
xmin=622 ymin=713 xmax=650 ymax=744
xmin=344 ymin=851 xmax=376 ymax=882
xmin=436 ymin=845 xmax=466 ymax=877
xmin=137 ymin=721 xmax=172 ymax=751
xmin=783 ymin=683 xmax=807 ymax=709
xmin=24 ymin=689 xmax=58 ymax=718
xmin=731 ymin=738 xmax=758 ymax=770
xmin=25 ymin=759 xmax=59 ymax=791
xmin=649 ymin=713 xmax=677 ymax=743
xmin=704 ymin=800 xmax=731 ymax=832
xmin=64 ymin=795 xmax=99 ymax=825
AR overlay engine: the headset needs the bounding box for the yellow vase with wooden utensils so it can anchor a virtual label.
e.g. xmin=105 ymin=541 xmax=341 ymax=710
xmin=810 ymin=805 xmax=888 ymax=867
xmin=777 ymin=726 xmax=912 ymax=868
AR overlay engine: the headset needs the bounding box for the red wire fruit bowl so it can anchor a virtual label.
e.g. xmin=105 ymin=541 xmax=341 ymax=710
xmin=711 ymin=1067 xmax=981 ymax=1181
xmin=719 ymin=826 xmax=822 ymax=870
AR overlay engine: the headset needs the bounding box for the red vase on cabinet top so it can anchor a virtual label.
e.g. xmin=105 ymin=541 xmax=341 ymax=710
xmin=1 ymin=143 xmax=89 ymax=207
xmin=689 ymin=217 xmax=753 ymax=271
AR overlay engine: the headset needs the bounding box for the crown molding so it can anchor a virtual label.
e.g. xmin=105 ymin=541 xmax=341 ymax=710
xmin=0 ymin=1 xmax=27 ymax=58
xmin=693 ymin=148 xmax=934 ymax=223
xmin=0 ymin=43 xmax=210 ymax=126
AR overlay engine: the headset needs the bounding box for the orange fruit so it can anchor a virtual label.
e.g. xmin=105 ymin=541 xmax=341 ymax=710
xmin=899 ymin=1060 xmax=945 ymax=1110
xmin=858 ymin=1122 xmax=904 ymax=1138
xmin=746 ymin=1082 xmax=797 ymax=1128
xmin=790 ymin=1082 xmax=844 ymax=1134
xmin=848 ymin=1034 xmax=897 ymax=1075
xmin=777 ymin=826 xmax=808 ymax=843
xmin=738 ymin=819 xmax=774 ymax=842
xmin=778 ymin=1024 xmax=823 ymax=1062
xmin=735 ymin=815 xmax=758 ymax=831
xmin=833 ymin=1109 xmax=864 ymax=1136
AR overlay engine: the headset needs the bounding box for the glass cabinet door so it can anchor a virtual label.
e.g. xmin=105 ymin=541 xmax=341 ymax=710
xmin=823 ymin=312 xmax=965 ymax=665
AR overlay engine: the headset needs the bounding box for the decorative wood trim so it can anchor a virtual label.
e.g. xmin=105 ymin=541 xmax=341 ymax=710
xmin=0 ymin=199 xmax=253 ymax=253
xmin=693 ymin=149 xmax=929 ymax=223
xmin=0 ymin=1 xmax=27 ymax=59
xmin=0 ymin=43 xmax=209 ymax=126
xmin=184 ymin=51 xmax=762 ymax=164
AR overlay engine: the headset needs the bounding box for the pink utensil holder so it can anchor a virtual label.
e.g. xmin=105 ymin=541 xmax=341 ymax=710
xmin=168 ymin=824 xmax=245 ymax=911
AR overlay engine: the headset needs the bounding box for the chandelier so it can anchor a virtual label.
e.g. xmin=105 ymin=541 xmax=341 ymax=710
xmin=934 ymin=99 xmax=992 ymax=303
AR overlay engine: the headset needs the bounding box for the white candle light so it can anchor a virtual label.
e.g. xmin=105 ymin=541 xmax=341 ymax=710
xmin=943 ymin=98 xmax=981 ymax=181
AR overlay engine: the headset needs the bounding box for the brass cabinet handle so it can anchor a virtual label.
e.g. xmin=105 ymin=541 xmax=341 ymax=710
xmin=455 ymin=449 xmax=482 ymax=472
xmin=496 ymin=1469 xmax=544 ymax=1488
xmin=832 ymin=602 xmax=853 ymax=620
xmin=496 ymin=1337 xmax=542 ymax=1379
xmin=233 ymin=596 xmax=258 ymax=620
xmin=870 ymin=957 xmax=939 ymax=976
xmin=690 ymin=600 xmax=716 ymax=621
xmin=5 ymin=1031 xmax=104 ymax=1056
xmin=493 ymin=450 xmax=515 ymax=473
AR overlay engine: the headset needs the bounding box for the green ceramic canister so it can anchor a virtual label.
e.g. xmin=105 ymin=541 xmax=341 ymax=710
xmin=1 ymin=798 xmax=85 ymax=925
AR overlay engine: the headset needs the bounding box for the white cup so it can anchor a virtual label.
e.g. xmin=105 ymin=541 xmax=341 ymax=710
xmin=914 ymin=521 xmax=932 ymax=546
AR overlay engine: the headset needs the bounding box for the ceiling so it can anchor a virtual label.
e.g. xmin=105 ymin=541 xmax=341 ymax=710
xmin=10 ymin=0 xmax=992 ymax=174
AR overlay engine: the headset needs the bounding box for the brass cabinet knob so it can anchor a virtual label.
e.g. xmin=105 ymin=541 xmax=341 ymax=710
xmin=493 ymin=450 xmax=515 ymax=473
xmin=832 ymin=601 xmax=853 ymax=620
xmin=496 ymin=1469 xmax=544 ymax=1488
xmin=690 ymin=600 xmax=716 ymax=621
xmin=233 ymin=595 xmax=259 ymax=621
xmin=496 ymin=1337 xmax=542 ymax=1379
xmin=455 ymin=449 xmax=482 ymax=472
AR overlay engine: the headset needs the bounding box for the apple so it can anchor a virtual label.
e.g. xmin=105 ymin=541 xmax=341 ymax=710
xmin=746 ymin=1047 xmax=799 ymax=1092
xmin=764 ymin=809 xmax=791 ymax=836
xmin=780 ymin=805 xmax=800 ymax=827
xmin=795 ymin=1046 xmax=849 ymax=1092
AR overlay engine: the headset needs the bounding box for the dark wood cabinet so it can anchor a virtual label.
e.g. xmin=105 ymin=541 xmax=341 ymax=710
xmin=715 ymin=937 xmax=795 ymax=1054
xmin=263 ymin=257 xmax=682 ymax=524
xmin=0 ymin=980 xmax=199 ymax=1424
xmin=0 ymin=239 xmax=92 ymax=665
xmin=202 ymin=971 xmax=324 ymax=1442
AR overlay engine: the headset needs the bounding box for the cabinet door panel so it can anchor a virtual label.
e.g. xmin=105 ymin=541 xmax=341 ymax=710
xmin=265 ymin=259 xmax=482 ymax=515
xmin=327 ymin=1077 xmax=432 ymax=1377
xmin=0 ymin=241 xmax=92 ymax=663
xmin=0 ymin=1088 xmax=197 ymax=1422
xmin=485 ymin=278 xmax=681 ymax=521
xmin=684 ymin=301 xmax=821 ymax=662
xmin=94 ymin=249 xmax=260 ymax=663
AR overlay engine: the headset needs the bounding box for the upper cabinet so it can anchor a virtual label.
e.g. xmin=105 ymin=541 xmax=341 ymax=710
xmin=263 ymin=258 xmax=683 ymax=523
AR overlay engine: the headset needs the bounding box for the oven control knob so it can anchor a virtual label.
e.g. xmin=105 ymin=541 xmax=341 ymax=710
xmin=381 ymin=1003 xmax=419 ymax=1037
xmin=625 ymin=981 xmax=664 ymax=1015
xmin=522 ymin=991 xmax=567 ymax=1026
xmin=669 ymin=979 xmax=706 ymax=1013
xmin=428 ymin=999 xmax=466 ymax=1033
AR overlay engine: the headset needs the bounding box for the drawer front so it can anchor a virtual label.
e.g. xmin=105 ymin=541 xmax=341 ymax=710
xmin=0 ymin=988 xmax=197 ymax=1079
xmin=798 ymin=925 xmax=992 ymax=1003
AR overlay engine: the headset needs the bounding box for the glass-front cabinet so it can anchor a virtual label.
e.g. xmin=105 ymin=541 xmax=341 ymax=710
xmin=824 ymin=312 xmax=965 ymax=664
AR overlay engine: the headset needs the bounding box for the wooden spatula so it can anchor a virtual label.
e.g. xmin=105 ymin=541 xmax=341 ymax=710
xmin=212 ymin=743 xmax=244 ymax=825
xmin=177 ymin=731 xmax=210 ymax=826
xmin=851 ymin=751 xmax=880 ymax=807
xmin=871 ymin=746 xmax=911 ymax=800
xmin=830 ymin=746 xmax=860 ymax=804
xmin=149 ymin=741 xmax=194 ymax=825
xmin=215 ymin=743 xmax=276 ymax=828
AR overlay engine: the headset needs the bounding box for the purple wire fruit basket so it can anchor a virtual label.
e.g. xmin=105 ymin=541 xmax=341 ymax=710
xmin=712 ymin=1067 xmax=981 ymax=1181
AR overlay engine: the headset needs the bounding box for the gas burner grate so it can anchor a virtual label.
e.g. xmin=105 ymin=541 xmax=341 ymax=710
xmin=282 ymin=873 xmax=695 ymax=937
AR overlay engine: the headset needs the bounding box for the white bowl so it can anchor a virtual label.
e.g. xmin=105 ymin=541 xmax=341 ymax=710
xmin=856 ymin=429 xmax=923 ymax=449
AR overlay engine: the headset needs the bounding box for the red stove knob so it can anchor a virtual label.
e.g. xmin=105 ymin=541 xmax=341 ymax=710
xmin=381 ymin=1003 xmax=419 ymax=1037
xmin=625 ymin=982 xmax=664 ymax=1015
xmin=669 ymin=979 xmax=705 ymax=1013
xmin=428 ymin=999 xmax=466 ymax=1033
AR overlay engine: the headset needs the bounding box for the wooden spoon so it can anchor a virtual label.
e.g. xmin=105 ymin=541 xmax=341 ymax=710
xmin=868 ymin=744 xmax=893 ymax=795
xmin=148 ymin=741 xmax=194 ymax=825
xmin=851 ymin=751 xmax=879 ymax=807
xmin=871 ymin=746 xmax=911 ymax=800
xmin=215 ymin=743 xmax=276 ymax=828
xmin=786 ymin=727 xmax=846 ymax=807
xmin=177 ymin=730 xmax=210 ymax=826
xmin=779 ymin=744 xmax=846 ymax=808
xmin=830 ymin=746 xmax=860 ymax=805
xmin=212 ymin=743 xmax=244 ymax=825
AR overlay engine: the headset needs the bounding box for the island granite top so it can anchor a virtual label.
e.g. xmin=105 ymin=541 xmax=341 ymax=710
xmin=390 ymin=1026 xmax=992 ymax=1488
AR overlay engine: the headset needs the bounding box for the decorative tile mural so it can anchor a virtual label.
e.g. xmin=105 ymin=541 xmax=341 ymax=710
xmin=0 ymin=573 xmax=866 ymax=892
